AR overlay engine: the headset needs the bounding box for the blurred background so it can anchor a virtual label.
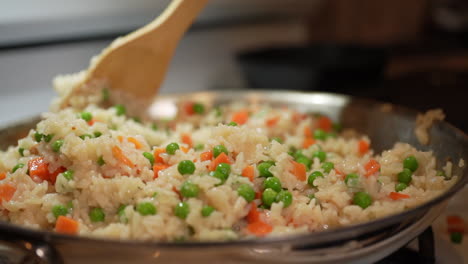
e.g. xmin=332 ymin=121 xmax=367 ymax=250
xmin=0 ymin=0 xmax=467 ymax=132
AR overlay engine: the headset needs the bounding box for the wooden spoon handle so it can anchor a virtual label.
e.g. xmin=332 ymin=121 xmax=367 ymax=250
xmin=123 ymin=0 xmax=209 ymax=46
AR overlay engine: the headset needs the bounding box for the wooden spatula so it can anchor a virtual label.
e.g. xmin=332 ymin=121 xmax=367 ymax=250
xmin=62 ymin=0 xmax=209 ymax=108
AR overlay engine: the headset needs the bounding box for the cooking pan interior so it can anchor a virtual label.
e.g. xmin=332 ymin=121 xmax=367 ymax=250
xmin=0 ymin=90 xmax=466 ymax=251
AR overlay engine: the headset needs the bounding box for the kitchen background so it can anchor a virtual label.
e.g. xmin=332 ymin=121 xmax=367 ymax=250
xmin=0 ymin=0 xmax=467 ymax=262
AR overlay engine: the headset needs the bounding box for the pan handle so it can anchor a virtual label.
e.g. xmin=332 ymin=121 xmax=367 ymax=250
xmin=0 ymin=232 xmax=63 ymax=264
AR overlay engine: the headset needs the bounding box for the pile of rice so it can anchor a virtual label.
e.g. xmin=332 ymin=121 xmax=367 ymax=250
xmin=0 ymin=81 xmax=458 ymax=242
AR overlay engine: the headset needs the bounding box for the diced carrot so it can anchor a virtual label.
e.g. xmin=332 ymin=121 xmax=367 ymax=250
xmin=0 ymin=184 xmax=16 ymax=203
xmin=49 ymin=167 xmax=66 ymax=185
xmin=302 ymin=137 xmax=316 ymax=149
xmin=358 ymin=140 xmax=369 ymax=155
xmin=28 ymin=157 xmax=50 ymax=182
xmin=303 ymin=127 xmax=312 ymax=138
xmin=181 ymin=133 xmax=192 ymax=148
xmin=255 ymin=191 xmax=262 ymax=200
xmin=290 ymin=161 xmax=306 ymax=181
xmin=209 ymin=152 xmax=231 ymax=171
xmin=231 ymin=110 xmax=249 ymax=125
xmin=127 ymin=137 xmax=143 ymax=149
xmin=292 ymin=112 xmax=306 ymax=123
xmin=364 ymin=159 xmax=381 ymax=177
xmin=246 ymin=202 xmax=260 ymax=223
xmin=180 ymin=146 xmax=189 ymax=153
xmin=0 ymin=173 xmax=6 ymax=180
xmin=112 ymin=146 xmax=134 ymax=168
xmin=87 ymin=119 xmax=99 ymax=126
xmin=153 ymin=148 xmax=166 ymax=164
xmin=266 ymin=116 xmax=280 ymax=127
xmin=389 ymin=192 xmax=410 ymax=200
xmin=200 ymin=151 xmax=213 ymax=162
xmin=247 ymin=221 xmax=273 ymax=236
xmin=153 ymin=164 xmax=170 ymax=179
xmin=447 ymin=215 xmax=465 ymax=233
xmin=242 ymin=165 xmax=255 ymax=182
xmin=117 ymin=135 xmax=124 ymax=142
xmin=317 ymin=116 xmax=332 ymax=132
xmin=55 ymin=216 xmax=78 ymax=235
xmin=183 ymin=102 xmax=195 ymax=115
xmin=172 ymin=186 xmax=182 ymax=199
xmin=335 ymin=169 xmax=345 ymax=179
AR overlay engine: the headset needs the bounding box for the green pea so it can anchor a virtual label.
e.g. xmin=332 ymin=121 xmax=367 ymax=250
xmin=296 ymin=156 xmax=312 ymax=169
xmin=395 ymin=182 xmax=407 ymax=192
xmin=211 ymin=171 xmax=227 ymax=184
xmin=89 ymin=208 xmax=105 ymax=222
xmin=193 ymin=103 xmax=205 ymax=114
xmin=194 ymin=143 xmax=204 ymax=151
xmin=114 ymin=104 xmax=126 ymax=116
xmin=271 ymin=137 xmax=283 ymax=143
xmin=227 ymin=121 xmax=238 ymax=126
xmin=308 ymin=171 xmax=324 ymax=187
xmin=216 ymin=163 xmax=231 ymax=177
xmin=93 ymin=131 xmax=102 ymax=138
xmin=143 ymin=152 xmax=155 ymax=166
xmin=80 ymin=112 xmax=93 ymax=122
xmin=79 ymin=134 xmax=93 ymax=140
xmin=178 ymin=160 xmax=196 ymax=175
xmin=237 ymin=184 xmax=255 ymax=202
xmin=213 ymin=145 xmax=228 ymax=158
xmin=332 ymin=122 xmax=342 ymax=132
xmin=180 ymin=181 xmax=200 ymax=198
xmin=12 ymin=163 xmax=25 ymax=173
xmin=263 ymin=177 xmax=282 ymax=192
xmin=117 ymin=205 xmax=128 ymax=223
xmin=52 ymin=205 xmax=68 ymax=218
xmin=212 ymin=163 xmax=230 ymax=183
xmin=34 ymin=132 xmax=43 ymax=142
xmin=201 ymin=205 xmax=215 ymax=217
xmin=321 ymin=162 xmax=334 ymax=173
xmin=214 ymin=107 xmax=222 ymax=117
xmin=166 ymin=142 xmax=180 ymax=155
xmin=344 ymin=173 xmax=359 ymax=184
xmin=397 ymin=168 xmax=413 ymax=184
xmin=62 ymin=170 xmax=74 ymax=181
xmin=403 ymin=156 xmax=419 ymax=172
xmin=137 ymin=202 xmax=157 ymax=216
xmin=43 ymin=134 xmax=54 ymax=143
xmin=436 ymin=170 xmax=448 ymax=180
xmin=51 ymin=140 xmax=64 ymax=153
xmin=450 ymin=232 xmax=463 ymax=244
xmin=258 ymin=161 xmax=274 ymax=177
xmin=117 ymin=205 xmax=126 ymax=217
xmin=262 ymin=188 xmax=278 ymax=207
xmin=353 ymin=192 xmax=372 ymax=209
xmin=18 ymin=147 xmax=25 ymax=157
xmin=313 ymin=129 xmax=327 ymax=140
xmin=102 ymin=88 xmax=110 ymax=101
xmin=174 ymin=202 xmax=189 ymax=219
xmin=276 ymin=190 xmax=293 ymax=208
xmin=151 ymin=123 xmax=158 ymax=131
xmin=312 ymin=150 xmax=327 ymax=162
xmin=97 ymin=156 xmax=105 ymax=166
xmin=292 ymin=150 xmax=305 ymax=160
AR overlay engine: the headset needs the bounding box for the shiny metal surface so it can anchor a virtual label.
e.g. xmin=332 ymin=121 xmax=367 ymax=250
xmin=0 ymin=90 xmax=466 ymax=264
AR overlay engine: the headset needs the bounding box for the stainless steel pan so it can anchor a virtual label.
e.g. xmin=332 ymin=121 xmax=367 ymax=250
xmin=0 ymin=91 xmax=466 ymax=264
